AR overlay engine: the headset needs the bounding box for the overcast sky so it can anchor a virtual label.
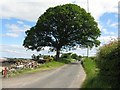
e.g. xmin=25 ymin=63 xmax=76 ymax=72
xmin=0 ymin=0 xmax=119 ymax=58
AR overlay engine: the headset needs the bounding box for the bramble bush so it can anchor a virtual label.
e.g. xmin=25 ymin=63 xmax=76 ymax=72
xmin=96 ymin=39 xmax=120 ymax=88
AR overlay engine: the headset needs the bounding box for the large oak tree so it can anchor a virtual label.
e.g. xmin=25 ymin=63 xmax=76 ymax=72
xmin=23 ymin=4 xmax=101 ymax=60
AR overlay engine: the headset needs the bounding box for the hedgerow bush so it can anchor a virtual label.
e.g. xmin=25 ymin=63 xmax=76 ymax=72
xmin=61 ymin=53 xmax=72 ymax=58
xmin=43 ymin=55 xmax=54 ymax=62
xmin=89 ymin=56 xmax=96 ymax=61
xmin=71 ymin=53 xmax=79 ymax=59
xmin=96 ymin=39 xmax=120 ymax=88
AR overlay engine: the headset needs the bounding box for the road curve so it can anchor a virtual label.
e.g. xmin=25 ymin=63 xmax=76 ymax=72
xmin=2 ymin=61 xmax=86 ymax=88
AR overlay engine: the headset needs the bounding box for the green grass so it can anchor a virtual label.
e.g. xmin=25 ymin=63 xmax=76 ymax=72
xmin=82 ymin=40 xmax=120 ymax=88
xmin=82 ymin=58 xmax=97 ymax=75
xmin=58 ymin=57 xmax=76 ymax=64
xmin=7 ymin=61 xmax=65 ymax=77
xmin=82 ymin=58 xmax=111 ymax=88
xmin=6 ymin=57 xmax=77 ymax=78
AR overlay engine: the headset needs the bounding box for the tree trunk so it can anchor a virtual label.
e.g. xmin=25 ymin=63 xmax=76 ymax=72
xmin=56 ymin=48 xmax=60 ymax=60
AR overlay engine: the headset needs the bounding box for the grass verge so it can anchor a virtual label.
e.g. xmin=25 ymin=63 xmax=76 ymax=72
xmin=58 ymin=57 xmax=76 ymax=64
xmin=7 ymin=61 xmax=65 ymax=77
xmin=4 ymin=57 xmax=77 ymax=78
xmin=82 ymin=58 xmax=111 ymax=88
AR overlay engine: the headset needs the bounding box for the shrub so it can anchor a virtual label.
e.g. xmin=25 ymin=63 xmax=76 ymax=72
xmin=71 ymin=53 xmax=79 ymax=59
xmin=43 ymin=55 xmax=54 ymax=62
xmin=31 ymin=54 xmax=42 ymax=61
xmin=89 ymin=56 xmax=96 ymax=60
xmin=60 ymin=53 xmax=77 ymax=63
xmin=96 ymin=40 xmax=120 ymax=87
xmin=78 ymin=55 xmax=82 ymax=59
xmin=61 ymin=53 xmax=72 ymax=58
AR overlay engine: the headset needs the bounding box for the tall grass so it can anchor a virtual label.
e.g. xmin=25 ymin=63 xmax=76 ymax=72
xmin=82 ymin=58 xmax=110 ymax=88
xmin=82 ymin=40 xmax=120 ymax=88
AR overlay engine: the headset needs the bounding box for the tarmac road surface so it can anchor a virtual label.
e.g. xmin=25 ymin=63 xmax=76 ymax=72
xmin=2 ymin=61 xmax=86 ymax=88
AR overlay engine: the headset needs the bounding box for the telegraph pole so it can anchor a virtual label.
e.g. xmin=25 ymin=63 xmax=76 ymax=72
xmin=87 ymin=0 xmax=89 ymax=58
xmin=87 ymin=46 xmax=89 ymax=58
xmin=87 ymin=0 xmax=89 ymax=12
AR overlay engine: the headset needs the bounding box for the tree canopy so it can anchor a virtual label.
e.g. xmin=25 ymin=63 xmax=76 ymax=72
xmin=23 ymin=4 xmax=101 ymax=60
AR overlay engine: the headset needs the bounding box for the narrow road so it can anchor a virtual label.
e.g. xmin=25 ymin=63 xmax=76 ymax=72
xmin=2 ymin=61 xmax=86 ymax=88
